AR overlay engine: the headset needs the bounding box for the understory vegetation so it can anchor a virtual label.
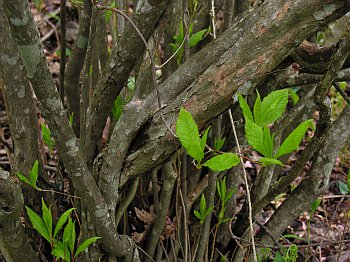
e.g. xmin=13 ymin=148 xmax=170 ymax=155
xmin=0 ymin=0 xmax=350 ymax=261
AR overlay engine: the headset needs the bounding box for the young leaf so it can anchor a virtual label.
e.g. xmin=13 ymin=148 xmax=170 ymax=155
xmin=245 ymin=119 xmax=271 ymax=157
xmin=274 ymin=119 xmax=314 ymax=158
xmin=26 ymin=206 xmax=51 ymax=243
xmin=280 ymin=234 xmax=306 ymax=242
xmin=63 ymin=218 xmax=76 ymax=253
xmin=214 ymin=137 xmax=225 ymax=151
xmin=256 ymin=89 xmax=289 ymax=127
xmin=253 ymin=91 xmax=262 ymax=124
xmin=289 ymin=88 xmax=299 ymax=105
xmin=194 ymin=210 xmax=203 ymax=221
xmin=29 ymin=160 xmax=39 ymax=188
xmin=74 ymin=237 xmax=101 ymax=258
xmin=41 ymin=198 xmax=53 ymax=238
xmin=16 ymin=172 xmax=32 ymax=187
xmin=262 ymin=127 xmax=274 ymax=158
xmin=203 ymin=205 xmax=214 ymax=219
xmin=41 ymin=123 xmax=55 ymax=150
xmin=237 ymin=94 xmax=253 ymax=122
xmin=338 ymin=181 xmax=348 ymax=195
xmin=111 ymin=95 xmax=124 ymax=121
xmin=203 ymin=153 xmax=240 ymax=172
xmin=52 ymin=241 xmax=69 ymax=262
xmin=54 ymin=208 xmax=76 ymax=238
xmin=310 ymin=198 xmax=321 ymax=218
xmin=200 ymin=127 xmax=210 ymax=153
xmin=189 ymin=29 xmax=208 ymax=47
xmin=176 ymin=108 xmax=203 ymax=163
xmin=224 ymin=188 xmax=235 ymax=204
xmin=199 ymin=194 xmax=207 ymax=216
xmin=69 ymin=113 xmax=74 ymax=127
xmin=259 ymin=158 xmax=283 ymax=166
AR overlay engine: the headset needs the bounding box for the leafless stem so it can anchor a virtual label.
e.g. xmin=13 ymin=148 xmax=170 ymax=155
xmin=96 ymin=5 xmax=176 ymax=137
xmin=228 ymin=109 xmax=257 ymax=262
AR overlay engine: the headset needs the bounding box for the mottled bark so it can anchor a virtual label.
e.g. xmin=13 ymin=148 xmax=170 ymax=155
xmin=65 ymin=0 xmax=93 ymax=137
xmin=117 ymin=0 xmax=350 ymax=187
xmin=86 ymin=0 xmax=169 ymax=167
xmin=1 ymin=0 xmax=139 ymax=259
xmin=0 ymin=169 xmax=39 ymax=262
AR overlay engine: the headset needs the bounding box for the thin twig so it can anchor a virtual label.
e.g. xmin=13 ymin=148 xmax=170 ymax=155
xmin=158 ymin=37 xmax=186 ymax=69
xmin=59 ymin=0 xmax=66 ymax=104
xmin=95 ymin=5 xmax=176 ymax=137
xmin=228 ymin=109 xmax=258 ymax=262
xmin=333 ymin=82 xmax=350 ymax=106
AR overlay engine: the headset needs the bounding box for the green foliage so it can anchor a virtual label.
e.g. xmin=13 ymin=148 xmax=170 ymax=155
xmin=289 ymin=88 xmax=299 ymax=105
xmin=171 ymin=3 xmax=209 ymax=65
xmin=238 ymin=89 xmax=315 ymax=166
xmin=214 ymin=137 xmax=225 ymax=151
xmin=310 ymin=198 xmax=321 ymax=218
xmin=41 ymin=122 xmax=55 ymax=151
xmin=26 ymin=198 xmax=100 ymax=262
xmin=203 ymin=153 xmax=240 ymax=172
xmin=105 ymin=1 xmax=116 ymax=23
xmin=16 ymin=160 xmax=41 ymax=190
xmin=176 ymin=108 xmax=204 ymax=163
xmin=176 ymin=108 xmax=239 ymax=171
xmin=253 ymin=89 xmax=289 ymax=127
xmin=194 ymin=194 xmax=214 ymax=224
xmin=258 ymin=245 xmax=298 ymax=262
xmin=274 ymin=119 xmax=315 ymax=158
xmin=216 ymin=177 xmax=235 ymax=225
xmin=69 ymin=113 xmax=74 ymax=127
xmin=111 ymin=95 xmax=125 ymax=121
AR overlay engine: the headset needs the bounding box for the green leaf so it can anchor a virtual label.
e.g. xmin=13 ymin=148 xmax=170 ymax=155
xmin=274 ymin=252 xmax=283 ymax=262
xmin=203 ymin=205 xmax=214 ymax=218
xmin=63 ymin=218 xmax=76 ymax=253
xmin=41 ymin=123 xmax=55 ymax=150
xmin=52 ymin=241 xmax=70 ymax=262
xmin=200 ymin=127 xmax=210 ymax=153
xmin=189 ymin=29 xmax=208 ymax=47
xmin=74 ymin=237 xmax=101 ymax=258
xmin=199 ymin=194 xmax=207 ymax=216
xmin=69 ymin=113 xmax=74 ymax=127
xmin=237 ymin=94 xmax=253 ymax=122
xmin=105 ymin=1 xmax=115 ymax=23
xmin=259 ymin=157 xmax=283 ymax=166
xmin=245 ymin=119 xmax=272 ymax=157
xmin=176 ymin=108 xmax=203 ymax=163
xmin=224 ymin=188 xmax=235 ymax=204
xmin=339 ymin=180 xmax=348 ymax=195
xmin=256 ymin=89 xmax=289 ymax=127
xmin=310 ymin=198 xmax=321 ymax=218
xmin=203 ymin=153 xmax=240 ymax=172
xmin=289 ymin=88 xmax=299 ymax=105
xmin=54 ymin=208 xmax=75 ymax=238
xmin=41 ymin=198 xmax=53 ymax=238
xmin=194 ymin=210 xmax=203 ymax=220
xmin=111 ymin=95 xmax=124 ymax=121
xmin=253 ymin=91 xmax=262 ymax=124
xmin=262 ymin=127 xmax=274 ymax=158
xmin=26 ymin=206 xmax=51 ymax=243
xmin=214 ymin=137 xmax=225 ymax=151
xmin=29 ymin=160 xmax=39 ymax=188
xmin=280 ymin=234 xmax=306 ymax=242
xmin=16 ymin=172 xmax=32 ymax=187
xmin=275 ymin=119 xmax=314 ymax=158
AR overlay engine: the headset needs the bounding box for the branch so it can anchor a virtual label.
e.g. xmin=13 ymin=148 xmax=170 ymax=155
xmin=118 ymin=0 xmax=350 ymax=187
xmin=1 ymin=1 xmax=138 ymax=259
xmin=85 ymin=0 xmax=169 ymax=166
